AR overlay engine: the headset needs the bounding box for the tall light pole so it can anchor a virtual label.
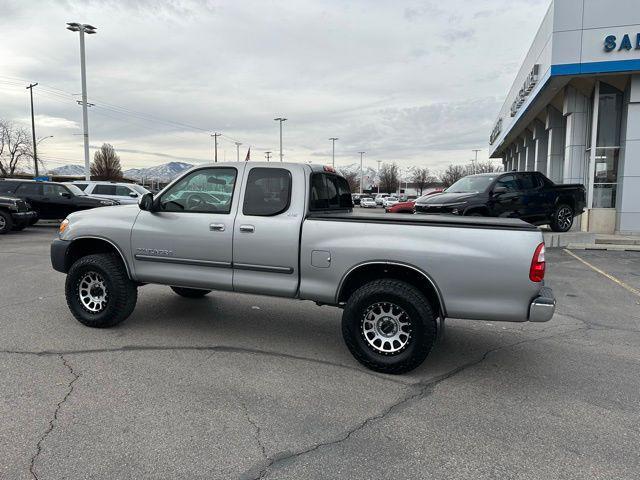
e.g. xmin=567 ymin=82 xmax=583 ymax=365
xmin=358 ymin=151 xmax=365 ymax=194
xmin=472 ymin=149 xmax=481 ymax=173
xmin=67 ymin=22 xmax=97 ymax=181
xmin=211 ymin=132 xmax=221 ymax=162
xmin=265 ymin=151 xmax=272 ymax=162
xmin=235 ymin=142 xmax=242 ymax=162
xmin=329 ymin=137 xmax=338 ymax=167
xmin=26 ymin=83 xmax=39 ymax=177
xmin=274 ymin=117 xmax=286 ymax=161
xmin=377 ymin=160 xmax=382 ymax=194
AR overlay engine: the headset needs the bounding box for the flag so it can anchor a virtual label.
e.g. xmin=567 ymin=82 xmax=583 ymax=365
xmin=244 ymin=147 xmax=250 ymax=162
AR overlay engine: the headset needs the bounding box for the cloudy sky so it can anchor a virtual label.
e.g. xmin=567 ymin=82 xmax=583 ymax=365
xmin=0 ymin=0 xmax=549 ymax=173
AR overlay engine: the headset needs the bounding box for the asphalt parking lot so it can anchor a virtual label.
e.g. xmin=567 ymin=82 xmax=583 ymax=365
xmin=1 ymin=226 xmax=639 ymax=480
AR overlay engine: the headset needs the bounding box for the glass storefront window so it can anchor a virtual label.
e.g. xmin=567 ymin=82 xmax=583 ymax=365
xmin=592 ymin=83 xmax=623 ymax=208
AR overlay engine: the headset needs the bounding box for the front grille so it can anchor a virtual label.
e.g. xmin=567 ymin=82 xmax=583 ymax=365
xmin=415 ymin=204 xmax=452 ymax=214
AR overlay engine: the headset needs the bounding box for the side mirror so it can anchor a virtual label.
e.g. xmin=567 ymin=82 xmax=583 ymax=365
xmin=492 ymin=186 xmax=508 ymax=195
xmin=129 ymin=192 xmax=138 ymax=198
xmin=60 ymin=192 xmax=72 ymax=198
xmin=139 ymin=192 xmax=155 ymax=211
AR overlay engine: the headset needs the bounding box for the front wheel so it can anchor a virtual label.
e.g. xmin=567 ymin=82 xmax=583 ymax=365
xmin=342 ymin=279 xmax=437 ymax=374
xmin=550 ymin=204 xmax=574 ymax=232
xmin=65 ymin=253 xmax=137 ymax=328
xmin=0 ymin=210 xmax=13 ymax=234
xmin=170 ymin=286 xmax=211 ymax=298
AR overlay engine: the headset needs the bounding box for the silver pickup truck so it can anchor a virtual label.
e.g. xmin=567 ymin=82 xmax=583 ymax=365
xmin=51 ymin=162 xmax=555 ymax=374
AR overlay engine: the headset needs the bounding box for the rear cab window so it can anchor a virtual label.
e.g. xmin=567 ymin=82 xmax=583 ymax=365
xmin=243 ymin=168 xmax=292 ymax=216
xmin=309 ymin=173 xmax=353 ymax=211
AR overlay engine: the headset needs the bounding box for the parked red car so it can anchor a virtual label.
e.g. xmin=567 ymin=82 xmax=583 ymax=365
xmin=385 ymin=188 xmax=444 ymax=213
xmin=386 ymin=200 xmax=416 ymax=213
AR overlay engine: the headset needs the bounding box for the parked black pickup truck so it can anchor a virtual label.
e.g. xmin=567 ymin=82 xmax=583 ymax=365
xmin=415 ymin=171 xmax=586 ymax=232
xmin=0 ymin=179 xmax=119 ymax=224
xmin=0 ymin=195 xmax=37 ymax=234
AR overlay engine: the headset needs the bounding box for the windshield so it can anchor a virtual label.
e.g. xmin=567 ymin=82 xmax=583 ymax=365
xmin=66 ymin=184 xmax=86 ymax=196
xmin=131 ymin=184 xmax=150 ymax=194
xmin=446 ymin=175 xmax=497 ymax=193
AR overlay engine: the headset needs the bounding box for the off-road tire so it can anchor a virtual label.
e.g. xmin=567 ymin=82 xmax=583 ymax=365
xmin=550 ymin=203 xmax=574 ymax=232
xmin=65 ymin=253 xmax=137 ymax=328
xmin=170 ymin=286 xmax=211 ymax=298
xmin=0 ymin=210 xmax=13 ymax=234
xmin=342 ymin=279 xmax=437 ymax=374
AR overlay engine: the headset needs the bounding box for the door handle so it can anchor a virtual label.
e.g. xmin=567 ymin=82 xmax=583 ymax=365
xmin=209 ymin=223 xmax=225 ymax=232
xmin=239 ymin=224 xmax=255 ymax=233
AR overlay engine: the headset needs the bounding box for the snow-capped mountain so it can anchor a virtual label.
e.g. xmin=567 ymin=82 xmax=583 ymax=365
xmin=123 ymin=162 xmax=194 ymax=182
xmin=48 ymin=164 xmax=85 ymax=176
xmin=337 ymin=163 xmax=378 ymax=188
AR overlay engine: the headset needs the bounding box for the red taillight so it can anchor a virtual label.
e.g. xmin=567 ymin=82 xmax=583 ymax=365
xmin=529 ymin=243 xmax=545 ymax=282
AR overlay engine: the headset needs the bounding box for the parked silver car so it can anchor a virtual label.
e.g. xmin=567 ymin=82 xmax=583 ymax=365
xmin=52 ymin=163 xmax=555 ymax=374
xmin=69 ymin=181 xmax=150 ymax=205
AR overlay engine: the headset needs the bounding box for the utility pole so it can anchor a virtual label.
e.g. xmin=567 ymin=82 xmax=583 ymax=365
xmin=26 ymin=83 xmax=39 ymax=177
xmin=377 ymin=160 xmax=382 ymax=194
xmin=274 ymin=117 xmax=286 ymax=161
xmin=358 ymin=151 xmax=365 ymax=194
xmin=265 ymin=151 xmax=272 ymax=162
xmin=329 ymin=137 xmax=338 ymax=167
xmin=67 ymin=22 xmax=97 ymax=181
xmin=235 ymin=142 xmax=242 ymax=162
xmin=211 ymin=132 xmax=221 ymax=162
xmin=472 ymin=149 xmax=481 ymax=174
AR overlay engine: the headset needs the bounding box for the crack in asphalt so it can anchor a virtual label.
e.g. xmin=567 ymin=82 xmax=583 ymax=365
xmin=240 ymin=326 xmax=588 ymax=480
xmin=29 ymin=355 xmax=80 ymax=480
xmin=239 ymin=402 xmax=269 ymax=480
xmin=0 ymin=345 xmax=410 ymax=386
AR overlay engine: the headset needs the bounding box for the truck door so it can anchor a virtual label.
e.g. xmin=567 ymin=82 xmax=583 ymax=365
xmin=131 ymin=165 xmax=243 ymax=290
xmin=517 ymin=173 xmax=545 ymax=221
xmin=232 ymin=165 xmax=303 ymax=297
xmin=489 ymin=174 xmax=523 ymax=218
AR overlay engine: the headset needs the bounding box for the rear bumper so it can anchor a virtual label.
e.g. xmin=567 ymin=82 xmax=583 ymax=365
xmin=51 ymin=239 xmax=70 ymax=273
xmin=529 ymin=286 xmax=556 ymax=322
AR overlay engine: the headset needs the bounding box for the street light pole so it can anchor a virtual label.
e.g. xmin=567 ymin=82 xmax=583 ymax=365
xmin=274 ymin=117 xmax=286 ymax=161
xmin=377 ymin=160 xmax=382 ymax=194
xmin=329 ymin=137 xmax=338 ymax=167
xmin=472 ymin=149 xmax=481 ymax=173
xmin=265 ymin=151 xmax=272 ymax=162
xmin=235 ymin=142 xmax=242 ymax=162
xmin=26 ymin=83 xmax=38 ymax=177
xmin=67 ymin=22 xmax=97 ymax=181
xmin=358 ymin=151 xmax=365 ymax=194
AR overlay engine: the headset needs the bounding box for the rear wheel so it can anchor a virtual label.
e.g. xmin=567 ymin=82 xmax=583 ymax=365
xmin=65 ymin=253 xmax=137 ymax=328
xmin=550 ymin=204 xmax=574 ymax=232
xmin=342 ymin=279 xmax=437 ymax=374
xmin=0 ymin=210 xmax=13 ymax=234
xmin=171 ymin=286 xmax=211 ymax=298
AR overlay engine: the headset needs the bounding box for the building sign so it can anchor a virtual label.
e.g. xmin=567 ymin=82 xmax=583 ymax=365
xmin=489 ymin=118 xmax=502 ymax=145
xmin=510 ymin=64 xmax=539 ymax=117
xmin=604 ymin=33 xmax=640 ymax=52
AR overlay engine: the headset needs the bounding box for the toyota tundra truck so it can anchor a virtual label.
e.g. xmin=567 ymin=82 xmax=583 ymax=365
xmin=51 ymin=163 xmax=555 ymax=374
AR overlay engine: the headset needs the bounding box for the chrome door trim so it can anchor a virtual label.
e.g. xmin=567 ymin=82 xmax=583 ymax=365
xmin=234 ymin=263 xmax=294 ymax=274
xmin=134 ymin=254 xmax=232 ymax=268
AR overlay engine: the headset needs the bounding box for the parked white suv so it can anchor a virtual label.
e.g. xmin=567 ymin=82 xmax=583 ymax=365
xmin=69 ymin=181 xmax=150 ymax=205
xmin=374 ymin=193 xmax=390 ymax=205
xmin=382 ymin=196 xmax=399 ymax=208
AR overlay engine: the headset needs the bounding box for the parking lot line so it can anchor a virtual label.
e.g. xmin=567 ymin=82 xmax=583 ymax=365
xmin=563 ymin=248 xmax=640 ymax=298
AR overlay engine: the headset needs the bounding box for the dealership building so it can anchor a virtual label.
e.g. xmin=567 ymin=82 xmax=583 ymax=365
xmin=490 ymin=0 xmax=640 ymax=233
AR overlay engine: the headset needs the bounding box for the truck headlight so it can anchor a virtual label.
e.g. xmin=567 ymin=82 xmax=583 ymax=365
xmin=59 ymin=218 xmax=69 ymax=235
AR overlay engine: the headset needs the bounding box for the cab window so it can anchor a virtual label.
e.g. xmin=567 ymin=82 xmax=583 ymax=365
xmin=243 ymin=168 xmax=292 ymax=216
xmin=115 ymin=185 xmax=135 ymax=196
xmin=309 ymin=173 xmax=353 ymax=210
xmin=494 ymin=175 xmax=519 ymax=192
xmin=160 ymin=167 xmax=237 ymax=213
xmin=93 ymin=185 xmax=117 ymax=196
xmin=16 ymin=183 xmax=42 ymax=195
xmin=43 ymin=184 xmax=69 ymax=197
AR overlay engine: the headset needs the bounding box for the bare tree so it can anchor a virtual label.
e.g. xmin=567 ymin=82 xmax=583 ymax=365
xmin=469 ymin=160 xmax=502 ymax=174
xmin=411 ymin=167 xmax=437 ymax=195
xmin=439 ymin=164 xmax=467 ymax=187
xmin=338 ymin=170 xmax=360 ymax=193
xmin=0 ymin=121 xmax=33 ymax=177
xmin=91 ymin=143 xmax=123 ymax=180
xmin=379 ymin=162 xmax=399 ymax=194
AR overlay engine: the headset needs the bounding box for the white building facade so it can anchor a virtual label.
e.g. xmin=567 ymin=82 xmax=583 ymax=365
xmin=490 ymin=0 xmax=640 ymax=234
